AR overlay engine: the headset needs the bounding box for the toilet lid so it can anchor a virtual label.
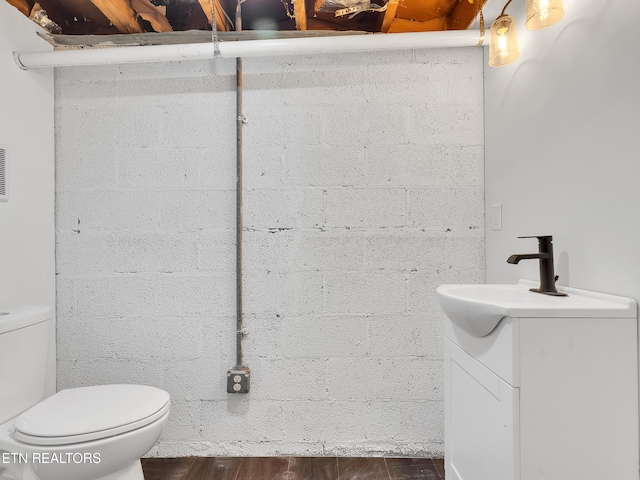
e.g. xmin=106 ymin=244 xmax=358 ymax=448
xmin=13 ymin=384 xmax=170 ymax=446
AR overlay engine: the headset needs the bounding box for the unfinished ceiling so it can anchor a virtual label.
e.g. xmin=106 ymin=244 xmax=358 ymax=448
xmin=5 ymin=0 xmax=489 ymax=47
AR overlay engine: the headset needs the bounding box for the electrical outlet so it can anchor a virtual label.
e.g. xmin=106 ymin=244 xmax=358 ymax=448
xmin=227 ymin=367 xmax=250 ymax=394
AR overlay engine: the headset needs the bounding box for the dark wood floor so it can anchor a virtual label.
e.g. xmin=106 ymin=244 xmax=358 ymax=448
xmin=142 ymin=457 xmax=445 ymax=480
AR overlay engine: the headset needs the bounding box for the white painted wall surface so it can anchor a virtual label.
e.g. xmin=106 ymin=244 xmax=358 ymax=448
xmin=485 ymin=0 xmax=640 ymax=302
xmin=0 ymin=2 xmax=56 ymax=395
xmin=55 ymin=48 xmax=484 ymax=456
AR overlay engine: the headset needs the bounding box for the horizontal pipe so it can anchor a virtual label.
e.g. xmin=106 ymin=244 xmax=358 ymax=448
xmin=14 ymin=30 xmax=485 ymax=70
xmin=14 ymin=42 xmax=216 ymax=69
xmin=219 ymin=30 xmax=484 ymax=57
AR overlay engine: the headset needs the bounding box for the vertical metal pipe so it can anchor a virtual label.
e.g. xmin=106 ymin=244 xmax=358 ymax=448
xmin=235 ymin=2 xmax=244 ymax=370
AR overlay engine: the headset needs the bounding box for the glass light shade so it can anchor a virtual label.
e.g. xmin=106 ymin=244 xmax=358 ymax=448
xmin=525 ymin=0 xmax=564 ymax=30
xmin=489 ymin=15 xmax=519 ymax=67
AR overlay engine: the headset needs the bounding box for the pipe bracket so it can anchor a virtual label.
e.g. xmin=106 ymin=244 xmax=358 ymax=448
xmin=13 ymin=51 xmax=28 ymax=70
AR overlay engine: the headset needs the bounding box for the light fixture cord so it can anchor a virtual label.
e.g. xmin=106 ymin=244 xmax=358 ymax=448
xmin=501 ymin=0 xmax=513 ymax=16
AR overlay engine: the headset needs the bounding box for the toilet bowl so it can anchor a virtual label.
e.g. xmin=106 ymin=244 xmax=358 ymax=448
xmin=0 ymin=307 xmax=171 ymax=480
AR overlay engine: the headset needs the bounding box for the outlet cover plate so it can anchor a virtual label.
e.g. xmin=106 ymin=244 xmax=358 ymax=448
xmin=227 ymin=367 xmax=250 ymax=394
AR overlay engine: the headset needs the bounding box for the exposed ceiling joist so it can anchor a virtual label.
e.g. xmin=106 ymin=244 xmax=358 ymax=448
xmin=89 ymin=0 xmax=143 ymax=33
xmin=5 ymin=0 xmax=495 ymax=40
xmin=381 ymin=0 xmax=399 ymax=33
xmin=450 ymin=0 xmax=487 ymax=30
xmin=395 ymin=0 xmax=456 ymax=21
xmin=197 ymin=0 xmax=231 ymax=31
xmin=387 ymin=16 xmax=449 ymax=33
xmin=293 ymin=0 xmax=307 ymax=31
xmin=381 ymin=0 xmax=484 ymax=34
xmin=7 ymin=0 xmax=29 ymax=15
xmin=131 ymin=0 xmax=172 ymax=32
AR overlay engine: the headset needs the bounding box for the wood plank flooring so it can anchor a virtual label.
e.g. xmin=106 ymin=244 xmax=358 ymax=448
xmin=142 ymin=457 xmax=445 ymax=480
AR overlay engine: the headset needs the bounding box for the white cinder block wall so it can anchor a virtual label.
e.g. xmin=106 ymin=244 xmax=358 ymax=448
xmin=55 ymin=48 xmax=484 ymax=456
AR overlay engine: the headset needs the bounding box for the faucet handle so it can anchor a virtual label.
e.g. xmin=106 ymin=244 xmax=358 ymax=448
xmin=517 ymin=235 xmax=553 ymax=240
xmin=517 ymin=235 xmax=554 ymax=253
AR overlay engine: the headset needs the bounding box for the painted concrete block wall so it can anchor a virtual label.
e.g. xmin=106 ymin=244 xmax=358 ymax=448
xmin=484 ymin=0 xmax=640 ymax=303
xmin=55 ymin=47 xmax=484 ymax=456
xmin=0 ymin=2 xmax=56 ymax=394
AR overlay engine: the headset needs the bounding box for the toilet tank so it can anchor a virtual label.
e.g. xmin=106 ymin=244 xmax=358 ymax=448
xmin=0 ymin=306 xmax=51 ymax=424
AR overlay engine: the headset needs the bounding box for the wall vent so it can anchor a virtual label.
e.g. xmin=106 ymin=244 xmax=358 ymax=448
xmin=0 ymin=145 xmax=6 ymax=202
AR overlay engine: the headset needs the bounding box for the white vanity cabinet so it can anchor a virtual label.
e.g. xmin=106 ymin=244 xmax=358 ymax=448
xmin=441 ymin=283 xmax=639 ymax=480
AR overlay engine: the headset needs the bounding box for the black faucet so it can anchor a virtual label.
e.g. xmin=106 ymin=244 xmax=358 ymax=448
xmin=507 ymin=235 xmax=567 ymax=296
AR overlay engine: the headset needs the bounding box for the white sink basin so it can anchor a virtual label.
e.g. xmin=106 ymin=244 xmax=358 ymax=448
xmin=436 ymin=280 xmax=636 ymax=337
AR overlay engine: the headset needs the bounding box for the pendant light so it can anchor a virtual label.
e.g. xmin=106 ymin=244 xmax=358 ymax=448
xmin=489 ymin=0 xmax=519 ymax=67
xmin=526 ymin=0 xmax=564 ymax=30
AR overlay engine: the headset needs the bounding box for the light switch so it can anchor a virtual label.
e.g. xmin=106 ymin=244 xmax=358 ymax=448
xmin=492 ymin=204 xmax=502 ymax=230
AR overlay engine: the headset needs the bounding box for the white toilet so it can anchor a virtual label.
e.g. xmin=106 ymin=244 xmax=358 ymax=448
xmin=0 ymin=306 xmax=170 ymax=480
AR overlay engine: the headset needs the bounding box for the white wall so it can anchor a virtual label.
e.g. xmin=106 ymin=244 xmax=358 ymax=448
xmin=55 ymin=48 xmax=484 ymax=456
xmin=485 ymin=0 xmax=640 ymax=303
xmin=0 ymin=2 xmax=56 ymax=394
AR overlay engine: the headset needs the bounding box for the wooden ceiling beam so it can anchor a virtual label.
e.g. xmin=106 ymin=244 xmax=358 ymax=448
xmin=449 ymin=0 xmax=487 ymax=30
xmin=131 ymin=0 xmax=172 ymax=32
xmin=394 ymin=0 xmax=456 ymax=22
xmin=7 ymin=0 xmax=31 ymax=16
xmin=37 ymin=0 xmax=117 ymax=31
xmin=381 ymin=0 xmax=399 ymax=33
xmin=89 ymin=0 xmax=143 ymax=33
xmin=293 ymin=0 xmax=307 ymax=31
xmin=197 ymin=0 xmax=231 ymax=31
xmin=387 ymin=16 xmax=449 ymax=33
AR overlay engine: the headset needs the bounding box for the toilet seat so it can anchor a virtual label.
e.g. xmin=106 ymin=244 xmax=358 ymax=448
xmin=12 ymin=384 xmax=170 ymax=446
